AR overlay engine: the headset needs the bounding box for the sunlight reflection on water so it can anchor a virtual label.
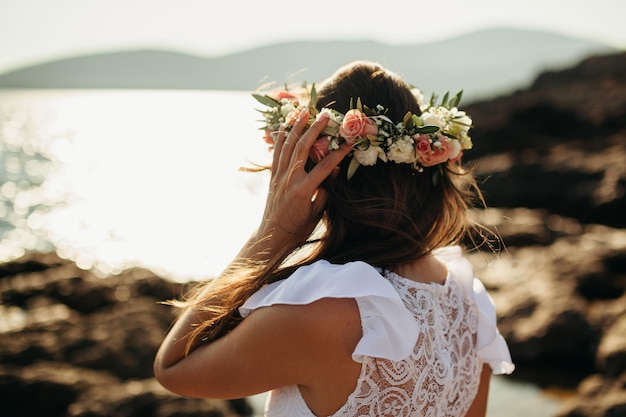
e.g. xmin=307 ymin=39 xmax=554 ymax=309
xmin=1 ymin=89 xmax=271 ymax=280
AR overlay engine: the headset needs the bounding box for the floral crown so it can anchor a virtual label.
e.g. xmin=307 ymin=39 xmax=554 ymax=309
xmin=253 ymin=83 xmax=473 ymax=180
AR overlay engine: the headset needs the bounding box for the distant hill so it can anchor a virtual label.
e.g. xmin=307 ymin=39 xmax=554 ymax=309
xmin=0 ymin=27 xmax=617 ymax=100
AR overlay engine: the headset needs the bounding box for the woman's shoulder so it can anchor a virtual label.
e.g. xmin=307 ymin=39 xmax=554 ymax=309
xmin=239 ymin=259 xmax=420 ymax=362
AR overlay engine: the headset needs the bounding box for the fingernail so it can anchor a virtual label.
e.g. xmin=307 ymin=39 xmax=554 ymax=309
xmin=297 ymin=108 xmax=309 ymax=122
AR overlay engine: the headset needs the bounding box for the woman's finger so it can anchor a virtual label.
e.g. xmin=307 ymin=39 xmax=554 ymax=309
xmin=287 ymin=112 xmax=332 ymax=177
xmin=277 ymin=109 xmax=309 ymax=173
xmin=271 ymin=128 xmax=286 ymax=174
xmin=304 ymin=142 xmax=353 ymax=191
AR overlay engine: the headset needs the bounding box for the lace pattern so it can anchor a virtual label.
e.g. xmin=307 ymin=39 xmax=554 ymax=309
xmin=266 ymin=270 xmax=482 ymax=417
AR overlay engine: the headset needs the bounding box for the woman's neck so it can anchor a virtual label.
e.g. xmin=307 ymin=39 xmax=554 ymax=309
xmin=391 ymin=254 xmax=448 ymax=285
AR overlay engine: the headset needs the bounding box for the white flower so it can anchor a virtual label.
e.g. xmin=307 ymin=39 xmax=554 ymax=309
xmin=448 ymin=136 xmax=462 ymax=159
xmin=440 ymin=108 xmax=472 ymax=149
xmin=387 ymin=136 xmax=416 ymax=164
xmin=459 ymin=135 xmax=473 ymax=150
xmin=319 ymin=108 xmax=343 ymax=136
xmin=280 ymin=102 xmax=296 ymax=117
xmin=421 ymin=106 xmax=451 ymax=129
xmin=329 ymin=137 xmax=340 ymax=150
xmin=354 ymin=145 xmax=387 ymax=166
xmin=449 ymin=108 xmax=472 ymax=135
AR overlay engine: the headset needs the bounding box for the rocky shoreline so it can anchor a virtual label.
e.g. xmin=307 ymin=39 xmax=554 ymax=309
xmin=468 ymin=209 xmax=626 ymax=416
xmin=1 ymin=51 xmax=625 ymax=417
xmin=0 ymin=253 xmax=253 ymax=416
xmin=1 ymin=209 xmax=624 ymax=416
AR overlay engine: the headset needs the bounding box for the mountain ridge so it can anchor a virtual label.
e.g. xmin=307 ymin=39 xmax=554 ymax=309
xmin=0 ymin=27 xmax=617 ymax=100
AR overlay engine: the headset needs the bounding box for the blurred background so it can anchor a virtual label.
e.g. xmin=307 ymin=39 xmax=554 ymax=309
xmin=1 ymin=1 xmax=625 ymax=416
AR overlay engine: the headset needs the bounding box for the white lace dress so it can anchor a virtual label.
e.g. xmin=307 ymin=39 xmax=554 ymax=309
xmin=239 ymin=246 xmax=514 ymax=417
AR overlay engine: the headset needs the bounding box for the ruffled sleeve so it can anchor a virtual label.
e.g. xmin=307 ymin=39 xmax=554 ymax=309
xmin=473 ymin=278 xmax=515 ymax=374
xmin=239 ymin=260 xmax=419 ymax=362
xmin=434 ymin=246 xmax=515 ymax=375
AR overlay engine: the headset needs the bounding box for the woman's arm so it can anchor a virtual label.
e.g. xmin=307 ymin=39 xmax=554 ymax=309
xmin=154 ymin=109 xmax=353 ymax=380
xmin=154 ymin=297 xmax=361 ymax=400
xmin=464 ymin=364 xmax=492 ymax=417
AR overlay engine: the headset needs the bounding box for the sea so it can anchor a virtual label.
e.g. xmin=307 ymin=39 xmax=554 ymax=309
xmin=0 ymin=89 xmax=566 ymax=416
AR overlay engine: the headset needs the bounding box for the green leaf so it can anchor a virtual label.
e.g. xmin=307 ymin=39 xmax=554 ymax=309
xmin=363 ymin=104 xmax=375 ymax=116
xmin=441 ymin=91 xmax=449 ymax=107
xmin=310 ymin=83 xmax=317 ymax=106
xmin=354 ymin=138 xmax=370 ymax=150
xmin=347 ymin=157 xmax=360 ymax=180
xmin=429 ymin=93 xmax=436 ymax=108
xmin=449 ymin=90 xmax=463 ymax=108
xmin=414 ymin=125 xmax=440 ymax=134
xmin=403 ymin=112 xmax=413 ymax=128
xmin=252 ymin=93 xmax=280 ymax=108
xmin=356 ymin=97 xmax=363 ymax=112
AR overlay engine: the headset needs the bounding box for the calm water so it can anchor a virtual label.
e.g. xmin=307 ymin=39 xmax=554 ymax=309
xmin=0 ymin=89 xmax=564 ymax=416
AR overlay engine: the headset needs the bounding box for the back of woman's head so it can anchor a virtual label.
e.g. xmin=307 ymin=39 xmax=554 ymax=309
xmin=173 ymin=61 xmax=483 ymax=346
xmin=314 ymin=61 xmax=475 ymax=268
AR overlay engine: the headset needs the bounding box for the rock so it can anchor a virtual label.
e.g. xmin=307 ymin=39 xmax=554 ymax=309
xmin=0 ymin=252 xmax=252 ymax=417
xmin=458 ymin=51 xmax=626 ymax=414
xmin=464 ymin=208 xmax=626 ymax=416
xmin=465 ymin=51 xmax=626 ymax=228
xmin=556 ymin=372 xmax=626 ymax=417
xmin=597 ymin=314 xmax=626 ymax=377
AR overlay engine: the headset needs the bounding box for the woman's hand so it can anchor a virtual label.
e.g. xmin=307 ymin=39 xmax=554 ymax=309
xmin=244 ymin=110 xmax=352 ymax=260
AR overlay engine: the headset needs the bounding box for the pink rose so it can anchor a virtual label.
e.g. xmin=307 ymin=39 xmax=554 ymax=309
xmin=271 ymin=91 xmax=297 ymax=101
xmin=263 ymin=129 xmax=275 ymax=146
xmin=309 ymin=137 xmax=331 ymax=163
xmin=414 ymin=134 xmax=431 ymax=154
xmin=415 ymin=134 xmax=453 ymax=167
xmin=339 ymin=109 xmax=378 ymax=144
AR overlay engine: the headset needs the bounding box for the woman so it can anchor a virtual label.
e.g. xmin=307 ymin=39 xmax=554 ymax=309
xmin=154 ymin=61 xmax=514 ymax=417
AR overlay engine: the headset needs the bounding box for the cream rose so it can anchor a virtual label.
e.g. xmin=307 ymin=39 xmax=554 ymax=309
xmin=354 ymin=145 xmax=387 ymax=166
xmin=420 ymin=106 xmax=451 ymax=130
xmin=387 ymin=136 xmax=416 ymax=164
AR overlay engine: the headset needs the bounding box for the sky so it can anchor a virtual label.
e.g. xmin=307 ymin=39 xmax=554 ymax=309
xmin=0 ymin=0 xmax=625 ymax=74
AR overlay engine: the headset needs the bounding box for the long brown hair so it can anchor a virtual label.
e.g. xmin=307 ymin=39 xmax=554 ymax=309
xmin=177 ymin=61 xmax=483 ymax=348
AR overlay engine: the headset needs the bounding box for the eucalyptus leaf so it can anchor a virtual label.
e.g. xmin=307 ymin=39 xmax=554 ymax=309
xmin=310 ymin=84 xmax=317 ymax=107
xmin=252 ymin=93 xmax=280 ymax=108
